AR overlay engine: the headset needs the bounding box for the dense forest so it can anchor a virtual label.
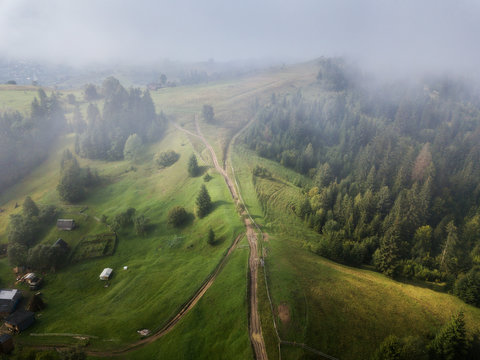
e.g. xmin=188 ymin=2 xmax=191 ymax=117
xmin=0 ymin=90 xmax=65 ymax=193
xmin=244 ymin=59 xmax=480 ymax=306
xmin=75 ymin=77 xmax=166 ymax=160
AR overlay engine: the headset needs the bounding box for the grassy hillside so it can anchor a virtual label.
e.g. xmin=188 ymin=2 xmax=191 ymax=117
xmin=0 ymin=121 xmax=246 ymax=352
xmin=121 ymin=236 xmax=252 ymax=360
xmin=0 ymin=85 xmax=41 ymax=114
xmin=231 ymin=145 xmax=480 ymax=359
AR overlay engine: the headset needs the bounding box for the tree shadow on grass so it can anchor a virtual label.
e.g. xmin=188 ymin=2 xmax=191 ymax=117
xmin=210 ymin=236 xmax=226 ymax=246
xmin=212 ymin=200 xmax=229 ymax=211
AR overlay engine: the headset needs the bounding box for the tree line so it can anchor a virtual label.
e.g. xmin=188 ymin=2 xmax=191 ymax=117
xmin=244 ymin=58 xmax=480 ymax=307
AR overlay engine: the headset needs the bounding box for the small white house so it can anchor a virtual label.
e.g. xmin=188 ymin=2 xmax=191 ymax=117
xmin=99 ymin=268 xmax=113 ymax=280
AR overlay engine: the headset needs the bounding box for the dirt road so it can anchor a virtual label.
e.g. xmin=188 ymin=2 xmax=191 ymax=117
xmin=190 ymin=115 xmax=268 ymax=360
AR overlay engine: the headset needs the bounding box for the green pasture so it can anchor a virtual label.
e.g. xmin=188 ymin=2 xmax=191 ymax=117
xmin=122 ymin=235 xmax=252 ymax=360
xmin=1 ymin=123 xmax=244 ymax=351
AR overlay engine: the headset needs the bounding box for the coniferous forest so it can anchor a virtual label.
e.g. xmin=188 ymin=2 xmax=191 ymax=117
xmin=75 ymin=77 xmax=166 ymax=160
xmin=243 ymin=59 xmax=480 ymax=306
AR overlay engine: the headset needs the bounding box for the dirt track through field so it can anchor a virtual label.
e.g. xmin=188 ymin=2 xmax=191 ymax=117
xmin=190 ymin=115 xmax=268 ymax=360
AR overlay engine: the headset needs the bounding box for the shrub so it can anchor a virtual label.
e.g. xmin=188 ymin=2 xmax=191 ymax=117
xmin=167 ymin=206 xmax=188 ymax=227
xmin=155 ymin=150 xmax=180 ymax=167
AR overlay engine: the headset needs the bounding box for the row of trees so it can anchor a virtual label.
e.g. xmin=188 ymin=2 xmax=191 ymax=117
xmin=244 ymin=59 xmax=480 ymax=306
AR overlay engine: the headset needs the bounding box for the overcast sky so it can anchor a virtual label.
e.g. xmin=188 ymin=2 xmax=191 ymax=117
xmin=1 ymin=0 xmax=479 ymax=76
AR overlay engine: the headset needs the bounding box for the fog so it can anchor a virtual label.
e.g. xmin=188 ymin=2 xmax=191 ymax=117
xmin=1 ymin=0 xmax=479 ymax=77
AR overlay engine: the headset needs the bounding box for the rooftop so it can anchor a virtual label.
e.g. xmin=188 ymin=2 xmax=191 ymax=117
xmin=0 ymin=289 xmax=19 ymax=301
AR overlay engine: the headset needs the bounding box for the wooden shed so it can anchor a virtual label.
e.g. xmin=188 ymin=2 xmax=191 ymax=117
xmin=99 ymin=268 xmax=113 ymax=280
xmin=5 ymin=310 xmax=35 ymax=333
xmin=56 ymin=219 xmax=76 ymax=231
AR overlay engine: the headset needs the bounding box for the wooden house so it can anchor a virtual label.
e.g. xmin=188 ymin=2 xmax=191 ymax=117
xmin=5 ymin=310 xmax=35 ymax=333
xmin=56 ymin=219 xmax=75 ymax=231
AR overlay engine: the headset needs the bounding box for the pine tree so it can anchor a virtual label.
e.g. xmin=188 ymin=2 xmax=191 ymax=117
xmin=429 ymin=312 xmax=468 ymax=360
xmin=188 ymin=154 xmax=200 ymax=177
xmin=196 ymin=184 xmax=212 ymax=218
xmin=208 ymin=227 xmax=215 ymax=245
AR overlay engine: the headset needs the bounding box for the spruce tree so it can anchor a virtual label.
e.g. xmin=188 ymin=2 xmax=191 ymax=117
xmin=429 ymin=312 xmax=468 ymax=360
xmin=188 ymin=154 xmax=199 ymax=177
xmin=196 ymin=184 xmax=212 ymax=218
xmin=208 ymin=227 xmax=215 ymax=245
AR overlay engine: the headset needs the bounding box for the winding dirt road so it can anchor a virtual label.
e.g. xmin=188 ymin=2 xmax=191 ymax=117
xmin=187 ymin=115 xmax=268 ymax=360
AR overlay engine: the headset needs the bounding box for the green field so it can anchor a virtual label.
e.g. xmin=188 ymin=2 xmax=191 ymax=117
xmin=0 ymin=85 xmax=42 ymax=114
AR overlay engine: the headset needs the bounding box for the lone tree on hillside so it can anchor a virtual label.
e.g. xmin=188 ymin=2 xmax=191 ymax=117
xmin=196 ymin=184 xmax=212 ymax=218
xmin=202 ymin=104 xmax=214 ymax=123
xmin=188 ymin=154 xmax=200 ymax=177
xmin=167 ymin=206 xmax=188 ymax=227
xmin=208 ymin=227 xmax=215 ymax=245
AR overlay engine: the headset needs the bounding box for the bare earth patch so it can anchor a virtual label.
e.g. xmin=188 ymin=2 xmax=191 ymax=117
xmin=278 ymin=303 xmax=290 ymax=324
xmin=263 ymin=233 xmax=269 ymax=242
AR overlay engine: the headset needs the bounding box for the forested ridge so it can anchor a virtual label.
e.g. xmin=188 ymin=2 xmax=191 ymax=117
xmin=244 ymin=59 xmax=480 ymax=306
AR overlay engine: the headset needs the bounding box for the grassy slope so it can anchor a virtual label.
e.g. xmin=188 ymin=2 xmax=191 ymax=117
xmin=0 ymin=85 xmax=40 ymax=114
xmin=120 ymin=236 xmax=252 ymax=360
xmin=232 ymin=145 xmax=480 ymax=360
xmin=1 ymin=123 xmax=245 ymax=351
